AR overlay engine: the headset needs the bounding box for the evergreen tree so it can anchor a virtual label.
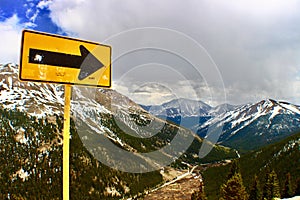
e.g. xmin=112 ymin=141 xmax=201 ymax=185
xmin=249 ymin=175 xmax=261 ymax=200
xmin=262 ymin=170 xmax=281 ymax=200
xmin=227 ymin=159 xmax=240 ymax=180
xmin=295 ymin=178 xmax=300 ymax=196
xmin=219 ymin=173 xmax=248 ymax=200
xmin=263 ymin=168 xmax=271 ymax=200
xmin=282 ymin=173 xmax=293 ymax=198
xmin=191 ymin=181 xmax=207 ymax=200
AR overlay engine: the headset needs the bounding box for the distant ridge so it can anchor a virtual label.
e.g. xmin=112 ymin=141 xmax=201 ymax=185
xmin=141 ymin=98 xmax=300 ymax=153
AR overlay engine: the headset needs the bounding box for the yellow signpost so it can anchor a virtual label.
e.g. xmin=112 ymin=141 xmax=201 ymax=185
xmin=19 ymin=30 xmax=112 ymax=200
xmin=63 ymin=84 xmax=71 ymax=200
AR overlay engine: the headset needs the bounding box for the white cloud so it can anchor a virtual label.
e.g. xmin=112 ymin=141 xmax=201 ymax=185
xmin=0 ymin=15 xmax=23 ymax=64
xmin=112 ymin=79 xmax=225 ymax=106
xmin=48 ymin=0 xmax=186 ymax=40
xmin=37 ymin=0 xmax=52 ymax=10
xmin=47 ymin=0 xmax=300 ymax=105
xmin=25 ymin=8 xmax=33 ymax=19
xmin=113 ymin=81 xmax=174 ymax=105
xmin=29 ymin=9 xmax=39 ymax=22
xmin=0 ymin=14 xmax=37 ymax=64
xmin=216 ymin=0 xmax=300 ymax=18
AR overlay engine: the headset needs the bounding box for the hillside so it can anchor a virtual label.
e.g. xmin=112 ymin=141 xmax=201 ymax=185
xmin=203 ymin=131 xmax=300 ymax=199
xmin=0 ymin=107 xmax=164 ymax=199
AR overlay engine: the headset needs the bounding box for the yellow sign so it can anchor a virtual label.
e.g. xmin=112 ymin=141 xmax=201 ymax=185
xmin=20 ymin=30 xmax=111 ymax=87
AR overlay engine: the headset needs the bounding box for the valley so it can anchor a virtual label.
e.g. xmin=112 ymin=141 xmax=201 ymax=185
xmin=143 ymin=166 xmax=201 ymax=200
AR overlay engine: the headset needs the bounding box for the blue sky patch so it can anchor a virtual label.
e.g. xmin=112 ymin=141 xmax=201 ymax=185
xmin=0 ymin=0 xmax=64 ymax=34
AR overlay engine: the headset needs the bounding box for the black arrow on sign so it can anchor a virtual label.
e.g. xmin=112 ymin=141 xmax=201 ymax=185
xmin=29 ymin=45 xmax=105 ymax=80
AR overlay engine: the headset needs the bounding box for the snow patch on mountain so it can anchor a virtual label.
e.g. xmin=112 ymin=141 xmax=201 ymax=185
xmin=0 ymin=64 xmax=65 ymax=117
xmin=274 ymin=138 xmax=300 ymax=158
xmin=269 ymin=105 xmax=283 ymax=120
xmin=281 ymin=196 xmax=300 ymax=200
xmin=280 ymin=102 xmax=300 ymax=115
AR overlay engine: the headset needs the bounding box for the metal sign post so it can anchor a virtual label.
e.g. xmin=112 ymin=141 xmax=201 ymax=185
xmin=63 ymin=85 xmax=71 ymax=200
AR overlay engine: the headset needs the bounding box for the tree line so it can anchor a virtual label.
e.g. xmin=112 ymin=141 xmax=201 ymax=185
xmin=191 ymin=160 xmax=300 ymax=200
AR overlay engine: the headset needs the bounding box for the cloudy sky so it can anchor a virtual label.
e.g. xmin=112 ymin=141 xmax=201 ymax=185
xmin=1 ymin=0 xmax=300 ymax=106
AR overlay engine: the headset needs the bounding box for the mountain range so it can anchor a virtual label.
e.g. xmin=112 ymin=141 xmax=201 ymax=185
xmin=0 ymin=63 xmax=237 ymax=199
xmin=141 ymin=97 xmax=300 ymax=153
xmin=0 ymin=63 xmax=237 ymax=164
xmin=1 ymin=63 xmax=299 ymax=199
xmin=141 ymin=98 xmax=237 ymax=118
xmin=140 ymin=99 xmax=238 ymax=134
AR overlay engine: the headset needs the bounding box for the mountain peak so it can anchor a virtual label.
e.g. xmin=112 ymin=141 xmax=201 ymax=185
xmin=252 ymin=98 xmax=279 ymax=114
xmin=209 ymin=103 xmax=238 ymax=116
xmin=162 ymin=98 xmax=208 ymax=106
xmin=259 ymin=98 xmax=277 ymax=106
xmin=144 ymin=98 xmax=212 ymax=117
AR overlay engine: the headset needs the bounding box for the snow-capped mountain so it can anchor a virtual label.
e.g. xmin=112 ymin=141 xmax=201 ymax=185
xmin=141 ymin=99 xmax=237 ymax=118
xmin=197 ymin=99 xmax=300 ymax=152
xmin=141 ymin=96 xmax=300 ymax=153
xmin=141 ymin=98 xmax=212 ymax=118
xmin=0 ymin=64 xmax=236 ymax=169
xmin=140 ymin=99 xmax=237 ymax=132
xmin=208 ymin=103 xmax=239 ymax=116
